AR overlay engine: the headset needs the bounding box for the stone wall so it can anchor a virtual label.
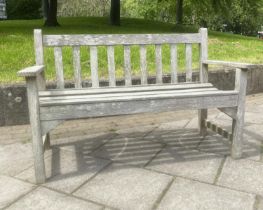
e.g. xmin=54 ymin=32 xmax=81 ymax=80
xmin=1 ymin=67 xmax=263 ymax=127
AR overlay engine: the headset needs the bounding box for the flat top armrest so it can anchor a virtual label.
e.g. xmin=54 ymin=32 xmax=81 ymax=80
xmin=203 ymin=60 xmax=262 ymax=70
xmin=17 ymin=65 xmax=45 ymax=77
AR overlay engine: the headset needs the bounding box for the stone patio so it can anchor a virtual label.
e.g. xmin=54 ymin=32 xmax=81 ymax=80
xmin=0 ymin=93 xmax=263 ymax=210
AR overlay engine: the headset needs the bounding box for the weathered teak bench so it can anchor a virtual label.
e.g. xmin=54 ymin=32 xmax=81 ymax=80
xmin=18 ymin=28 xmax=260 ymax=184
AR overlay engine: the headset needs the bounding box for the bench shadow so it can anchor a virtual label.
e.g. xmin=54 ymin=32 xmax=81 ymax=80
xmin=45 ymin=127 xmax=262 ymax=185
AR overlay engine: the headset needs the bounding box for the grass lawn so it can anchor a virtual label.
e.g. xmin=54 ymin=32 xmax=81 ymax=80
xmin=0 ymin=17 xmax=262 ymax=83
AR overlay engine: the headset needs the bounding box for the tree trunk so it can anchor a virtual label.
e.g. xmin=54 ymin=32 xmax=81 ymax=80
xmin=42 ymin=0 xmax=48 ymax=20
xmin=44 ymin=0 xmax=60 ymax=27
xmin=110 ymin=0 xmax=120 ymax=26
xmin=176 ymin=0 xmax=183 ymax=24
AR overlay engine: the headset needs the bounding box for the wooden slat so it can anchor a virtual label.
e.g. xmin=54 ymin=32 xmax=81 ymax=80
xmin=73 ymin=46 xmax=82 ymax=88
xmin=140 ymin=45 xmax=148 ymax=85
xmin=124 ymin=45 xmax=132 ymax=86
xmin=155 ymin=44 xmax=163 ymax=84
xmin=39 ymin=83 xmax=214 ymax=97
xmin=40 ymin=90 xmax=238 ymax=106
xmin=43 ymin=33 xmax=202 ymax=46
xmin=205 ymin=120 xmax=232 ymax=141
xmin=40 ymin=94 xmax=238 ymax=121
xmin=90 ymin=46 xmax=99 ymax=88
xmin=40 ymin=87 xmax=219 ymax=102
xmin=54 ymin=47 xmax=64 ymax=89
xmin=170 ymin=44 xmax=178 ymax=83
xmin=107 ymin=46 xmax=116 ymax=87
xmin=199 ymin=28 xmax=208 ymax=83
xmin=185 ymin=44 xmax=192 ymax=82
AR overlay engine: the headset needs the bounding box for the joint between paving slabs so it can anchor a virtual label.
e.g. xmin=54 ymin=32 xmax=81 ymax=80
xmin=213 ymin=156 xmax=227 ymax=185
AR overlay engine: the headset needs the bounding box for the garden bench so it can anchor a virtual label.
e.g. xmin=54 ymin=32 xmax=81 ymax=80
xmin=18 ymin=28 xmax=260 ymax=184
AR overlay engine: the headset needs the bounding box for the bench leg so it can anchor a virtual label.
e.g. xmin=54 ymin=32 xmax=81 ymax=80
xmin=231 ymin=68 xmax=247 ymax=159
xmin=231 ymin=108 xmax=245 ymax=159
xmin=26 ymin=77 xmax=46 ymax=184
xmin=198 ymin=109 xmax=207 ymax=137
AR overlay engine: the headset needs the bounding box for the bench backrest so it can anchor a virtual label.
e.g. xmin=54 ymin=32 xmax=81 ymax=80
xmin=34 ymin=28 xmax=208 ymax=89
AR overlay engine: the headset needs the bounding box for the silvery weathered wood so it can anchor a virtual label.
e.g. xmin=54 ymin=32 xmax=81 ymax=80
xmin=218 ymin=107 xmax=237 ymax=119
xmin=185 ymin=44 xmax=192 ymax=82
xmin=90 ymin=46 xmax=99 ymax=88
xmin=34 ymin=29 xmax=46 ymax=91
xmin=39 ymin=83 xmax=214 ymax=97
xmin=39 ymin=90 xmax=237 ymax=106
xmin=203 ymin=60 xmax=261 ymax=70
xmin=107 ymin=46 xmax=116 ymax=87
xmin=43 ymin=33 xmax=202 ymax=46
xmin=40 ymin=94 xmax=238 ymax=121
xmin=205 ymin=120 xmax=232 ymax=141
xmin=198 ymin=28 xmax=209 ymax=137
xmin=140 ymin=45 xmax=148 ymax=85
xmin=19 ymin=28 xmax=259 ymax=183
xmin=26 ymin=77 xmax=46 ymax=184
xmin=54 ymin=47 xmax=65 ymax=89
xmin=170 ymin=44 xmax=178 ymax=83
xmin=232 ymin=68 xmax=247 ymax=159
xmin=124 ymin=45 xmax=132 ymax=86
xmin=17 ymin=65 xmax=45 ymax=77
xmin=72 ymin=46 xmax=82 ymax=88
xmin=155 ymin=44 xmax=163 ymax=84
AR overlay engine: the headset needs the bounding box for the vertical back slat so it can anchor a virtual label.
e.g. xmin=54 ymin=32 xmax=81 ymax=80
xmin=54 ymin=47 xmax=64 ymax=89
xmin=140 ymin=45 xmax=148 ymax=85
xmin=185 ymin=44 xmax=192 ymax=82
xmin=155 ymin=44 xmax=163 ymax=84
xmin=34 ymin=29 xmax=46 ymax=90
xmin=124 ymin=45 xmax=132 ymax=86
xmin=72 ymin=46 xmax=82 ymax=88
xmin=90 ymin=46 xmax=99 ymax=88
xmin=170 ymin=44 xmax=178 ymax=83
xmin=107 ymin=46 xmax=116 ymax=87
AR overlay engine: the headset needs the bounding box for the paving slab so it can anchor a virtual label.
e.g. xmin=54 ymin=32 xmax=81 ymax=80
xmin=157 ymin=178 xmax=255 ymax=210
xmin=146 ymin=145 xmax=224 ymax=183
xmin=257 ymin=198 xmax=263 ymax=210
xmin=51 ymin=132 xmax=116 ymax=154
xmin=6 ymin=187 xmax=103 ymax=210
xmin=74 ymin=163 xmax=173 ymax=210
xmin=16 ymin=149 xmax=110 ymax=194
xmin=90 ymin=134 xmax=163 ymax=167
xmin=0 ymin=175 xmax=35 ymax=209
xmin=217 ymin=157 xmax=263 ymax=196
xmin=198 ymin=134 xmax=261 ymax=161
xmin=0 ymin=143 xmax=34 ymax=176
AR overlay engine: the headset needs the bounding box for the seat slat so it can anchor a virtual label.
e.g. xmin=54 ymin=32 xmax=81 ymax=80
xmin=90 ymin=46 xmax=99 ymax=88
xmin=72 ymin=46 xmax=82 ymax=88
xmin=185 ymin=44 xmax=192 ymax=82
xmin=140 ymin=45 xmax=148 ymax=85
xmin=107 ymin=46 xmax=116 ymax=87
xmin=155 ymin=44 xmax=163 ymax=84
xmin=170 ymin=44 xmax=178 ymax=84
xmin=54 ymin=47 xmax=64 ymax=89
xmin=40 ymin=90 xmax=238 ymax=106
xmin=39 ymin=83 xmax=214 ymax=97
xmin=124 ymin=45 xmax=132 ymax=86
xmin=40 ymin=87 xmax=218 ymax=102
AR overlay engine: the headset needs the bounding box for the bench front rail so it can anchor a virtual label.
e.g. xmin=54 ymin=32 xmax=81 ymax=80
xmin=18 ymin=28 xmax=260 ymax=184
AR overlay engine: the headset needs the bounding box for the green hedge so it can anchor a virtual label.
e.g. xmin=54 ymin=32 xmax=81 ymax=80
xmin=6 ymin=0 xmax=41 ymax=20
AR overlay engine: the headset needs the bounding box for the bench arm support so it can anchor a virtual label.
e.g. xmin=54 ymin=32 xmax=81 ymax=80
xmin=202 ymin=60 xmax=262 ymax=70
xmin=18 ymin=65 xmax=46 ymax=90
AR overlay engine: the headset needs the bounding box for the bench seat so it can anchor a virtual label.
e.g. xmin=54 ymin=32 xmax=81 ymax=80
xmin=39 ymin=83 xmax=238 ymax=121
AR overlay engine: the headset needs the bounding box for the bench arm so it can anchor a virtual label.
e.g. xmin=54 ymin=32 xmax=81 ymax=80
xmin=203 ymin=60 xmax=262 ymax=70
xmin=17 ymin=65 xmax=45 ymax=77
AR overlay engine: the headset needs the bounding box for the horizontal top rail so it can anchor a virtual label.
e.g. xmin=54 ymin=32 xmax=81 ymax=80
xmin=43 ymin=33 xmax=202 ymax=47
